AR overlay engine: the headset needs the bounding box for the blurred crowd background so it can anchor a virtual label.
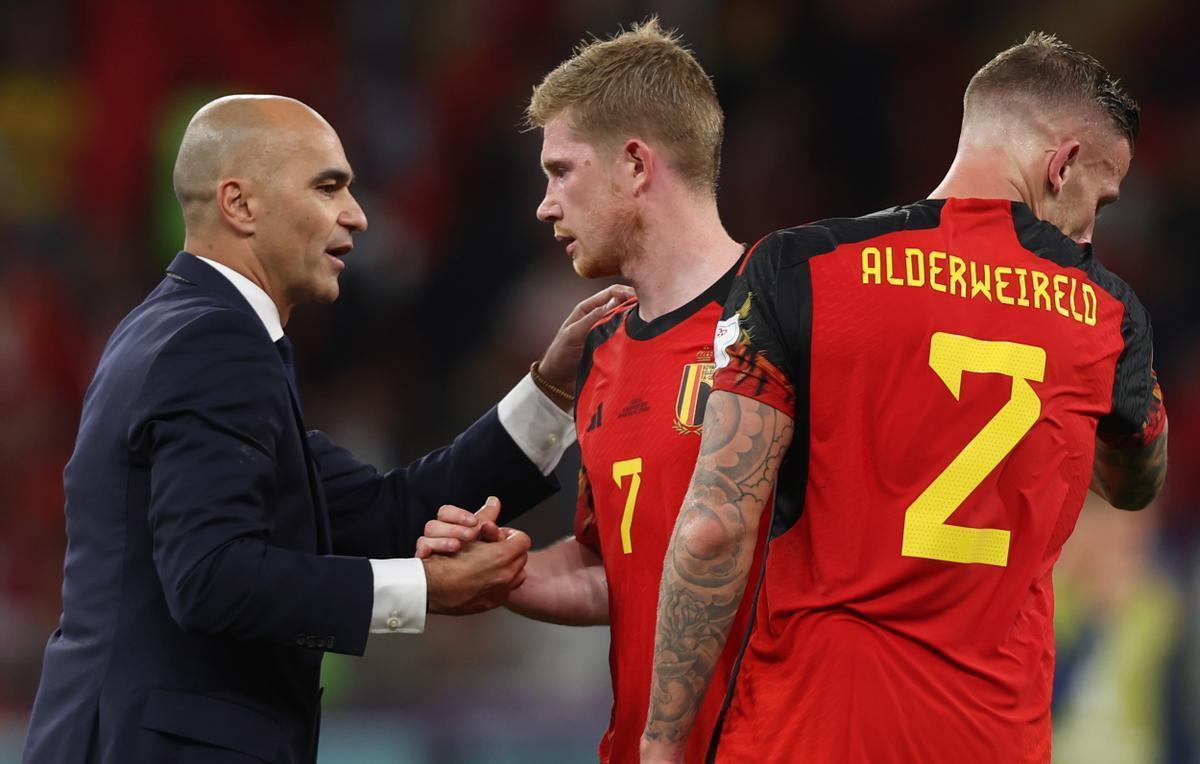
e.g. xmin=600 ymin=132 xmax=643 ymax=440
xmin=0 ymin=0 xmax=1197 ymax=761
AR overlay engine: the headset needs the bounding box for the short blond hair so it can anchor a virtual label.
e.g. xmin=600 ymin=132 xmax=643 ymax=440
xmin=527 ymin=18 xmax=724 ymax=192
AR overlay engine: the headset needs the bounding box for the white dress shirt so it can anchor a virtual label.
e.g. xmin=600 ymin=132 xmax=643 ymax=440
xmin=195 ymin=256 xmax=575 ymax=635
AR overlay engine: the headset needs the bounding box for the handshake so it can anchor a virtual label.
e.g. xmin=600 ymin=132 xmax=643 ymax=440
xmin=416 ymin=497 xmax=531 ymax=615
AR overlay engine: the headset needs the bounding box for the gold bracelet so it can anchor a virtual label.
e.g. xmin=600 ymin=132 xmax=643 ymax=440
xmin=530 ymin=361 xmax=575 ymax=406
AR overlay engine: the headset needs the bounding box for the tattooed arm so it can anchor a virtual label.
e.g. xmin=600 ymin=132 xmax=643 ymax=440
xmin=1091 ymin=370 xmax=1168 ymax=511
xmin=1091 ymin=426 xmax=1168 ymax=510
xmin=640 ymin=391 xmax=793 ymax=762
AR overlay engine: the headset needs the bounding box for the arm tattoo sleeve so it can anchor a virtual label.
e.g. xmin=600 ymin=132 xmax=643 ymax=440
xmin=1092 ymin=426 xmax=1168 ymax=510
xmin=1093 ymin=369 xmax=1168 ymax=510
xmin=643 ymin=391 xmax=794 ymax=744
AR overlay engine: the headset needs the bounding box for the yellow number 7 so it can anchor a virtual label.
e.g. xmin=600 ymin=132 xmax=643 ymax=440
xmin=901 ymin=332 xmax=1046 ymax=567
xmin=612 ymin=458 xmax=643 ymax=554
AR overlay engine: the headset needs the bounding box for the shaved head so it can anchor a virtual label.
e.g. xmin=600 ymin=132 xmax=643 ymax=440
xmin=173 ymin=95 xmax=333 ymax=229
xmin=170 ymin=94 xmax=365 ymax=322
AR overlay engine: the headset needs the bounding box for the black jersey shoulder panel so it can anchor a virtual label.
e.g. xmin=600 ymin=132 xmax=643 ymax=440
xmin=1077 ymin=251 xmax=1154 ymax=434
xmin=576 ymin=301 xmax=634 ymax=397
xmin=1009 ymin=201 xmax=1088 ymax=269
xmin=770 ymin=199 xmax=946 ymax=269
xmin=1009 ymin=200 xmax=1154 ymax=430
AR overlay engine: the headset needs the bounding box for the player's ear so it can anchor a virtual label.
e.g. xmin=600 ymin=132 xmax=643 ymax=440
xmin=1046 ymin=140 xmax=1080 ymax=195
xmin=623 ymin=138 xmax=653 ymax=196
xmin=217 ymin=178 xmax=256 ymax=235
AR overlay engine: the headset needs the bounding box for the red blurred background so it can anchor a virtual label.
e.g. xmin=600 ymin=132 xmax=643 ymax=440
xmin=0 ymin=1 xmax=1196 ymax=761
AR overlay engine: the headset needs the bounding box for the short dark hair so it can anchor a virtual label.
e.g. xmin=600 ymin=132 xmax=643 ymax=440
xmin=965 ymin=31 xmax=1140 ymax=145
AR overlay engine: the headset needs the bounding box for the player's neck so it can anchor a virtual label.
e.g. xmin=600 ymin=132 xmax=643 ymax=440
xmin=623 ymin=202 xmax=742 ymax=323
xmin=928 ymin=146 xmax=1030 ymax=206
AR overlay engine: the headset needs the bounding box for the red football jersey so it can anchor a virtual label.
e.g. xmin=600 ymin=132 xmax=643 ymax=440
xmin=709 ymin=199 xmax=1163 ymax=763
xmin=574 ymin=263 xmax=763 ymax=764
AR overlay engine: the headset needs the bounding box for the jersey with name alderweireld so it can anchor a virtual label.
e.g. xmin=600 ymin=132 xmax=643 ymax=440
xmin=709 ymin=198 xmax=1164 ymax=763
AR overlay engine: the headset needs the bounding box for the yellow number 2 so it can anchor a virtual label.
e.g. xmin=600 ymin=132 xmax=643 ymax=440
xmin=612 ymin=458 xmax=643 ymax=554
xmin=901 ymin=332 xmax=1046 ymax=567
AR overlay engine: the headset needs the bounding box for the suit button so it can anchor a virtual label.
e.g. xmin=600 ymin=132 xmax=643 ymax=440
xmin=304 ymin=636 xmax=317 ymax=649
xmin=386 ymin=616 xmax=401 ymax=631
xmin=295 ymin=634 xmax=306 ymax=646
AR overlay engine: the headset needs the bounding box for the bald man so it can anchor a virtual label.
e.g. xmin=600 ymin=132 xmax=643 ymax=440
xmin=641 ymin=34 xmax=1167 ymax=763
xmin=24 ymin=95 xmax=628 ymax=763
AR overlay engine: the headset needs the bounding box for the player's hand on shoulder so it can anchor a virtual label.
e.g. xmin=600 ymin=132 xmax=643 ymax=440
xmin=537 ymin=284 xmax=636 ymax=398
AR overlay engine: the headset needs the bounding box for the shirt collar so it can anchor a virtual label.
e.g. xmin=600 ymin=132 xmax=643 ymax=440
xmin=194 ymin=256 xmax=285 ymax=341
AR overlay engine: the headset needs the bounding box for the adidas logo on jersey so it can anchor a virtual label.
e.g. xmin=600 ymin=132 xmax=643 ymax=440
xmin=586 ymin=403 xmax=604 ymax=432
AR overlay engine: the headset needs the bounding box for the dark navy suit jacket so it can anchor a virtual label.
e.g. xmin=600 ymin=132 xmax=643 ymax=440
xmin=24 ymin=253 xmax=558 ymax=763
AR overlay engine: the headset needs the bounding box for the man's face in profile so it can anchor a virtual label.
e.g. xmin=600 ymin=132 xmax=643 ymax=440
xmin=536 ymin=115 xmax=642 ymax=280
xmin=253 ymin=121 xmax=368 ymax=308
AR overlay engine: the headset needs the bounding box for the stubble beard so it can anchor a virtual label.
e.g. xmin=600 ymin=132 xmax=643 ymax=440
xmin=1041 ymin=187 xmax=1090 ymax=244
xmin=574 ymin=197 xmax=645 ymax=280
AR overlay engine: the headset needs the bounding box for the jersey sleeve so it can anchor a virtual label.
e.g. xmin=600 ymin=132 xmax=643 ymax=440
xmin=712 ymin=231 xmax=810 ymax=418
xmin=1095 ymin=281 xmax=1167 ymax=448
xmin=573 ymin=307 xmax=628 ymax=556
xmin=573 ymin=464 xmax=601 ymax=554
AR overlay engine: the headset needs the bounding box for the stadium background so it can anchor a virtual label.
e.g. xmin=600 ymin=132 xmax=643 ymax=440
xmin=0 ymin=0 xmax=1197 ymax=761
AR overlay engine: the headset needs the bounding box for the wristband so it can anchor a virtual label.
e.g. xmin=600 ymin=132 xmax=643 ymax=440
xmin=530 ymin=361 xmax=575 ymax=407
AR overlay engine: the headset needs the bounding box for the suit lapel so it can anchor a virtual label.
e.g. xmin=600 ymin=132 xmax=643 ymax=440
xmin=166 ymin=252 xmax=334 ymax=554
xmin=280 ymin=383 xmax=334 ymax=555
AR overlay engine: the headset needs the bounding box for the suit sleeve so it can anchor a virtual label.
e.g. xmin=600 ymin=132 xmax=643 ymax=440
xmin=132 ymin=310 xmax=374 ymax=655
xmin=309 ymin=406 xmax=560 ymax=560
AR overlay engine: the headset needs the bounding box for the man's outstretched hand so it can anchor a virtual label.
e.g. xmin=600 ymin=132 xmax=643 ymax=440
xmin=415 ymin=496 xmax=505 ymax=559
xmin=420 ymin=497 xmax=530 ymax=615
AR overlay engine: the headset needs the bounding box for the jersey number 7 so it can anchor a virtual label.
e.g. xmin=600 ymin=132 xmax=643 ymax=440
xmin=901 ymin=332 xmax=1047 ymax=567
xmin=613 ymin=458 xmax=643 ymax=554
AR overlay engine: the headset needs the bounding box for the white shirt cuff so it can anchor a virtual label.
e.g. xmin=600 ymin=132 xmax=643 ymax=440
xmin=497 ymin=374 xmax=576 ymax=475
xmin=368 ymin=557 xmax=427 ymax=634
